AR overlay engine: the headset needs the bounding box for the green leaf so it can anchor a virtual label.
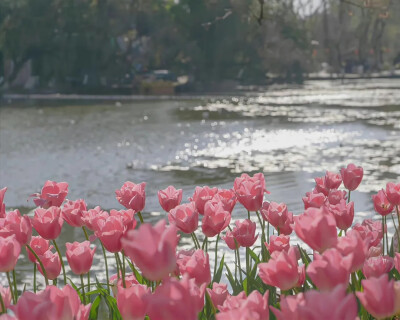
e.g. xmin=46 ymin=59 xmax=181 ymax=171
xmin=67 ymin=276 xmax=83 ymax=300
xmin=213 ymin=254 xmax=225 ymax=283
xmin=89 ymin=295 xmax=101 ymax=320
xmin=248 ymin=248 xmax=260 ymax=264
xmin=297 ymin=245 xmax=311 ymax=266
xmin=125 ymin=259 xmax=144 ymax=284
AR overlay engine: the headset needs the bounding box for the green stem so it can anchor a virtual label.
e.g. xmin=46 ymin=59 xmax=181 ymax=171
xmin=52 ymin=239 xmax=67 ymax=284
xmin=234 ymin=249 xmax=238 ymax=280
xmin=26 ymin=244 xmax=49 ymax=285
xmin=82 ymin=226 xmax=89 ymax=241
xmin=191 ymin=232 xmax=200 ymax=249
xmin=267 ymin=222 xmax=270 ymax=242
xmin=236 ymin=248 xmax=243 ymax=284
xmin=115 ymin=253 xmax=120 ymax=280
xmin=384 ymin=216 xmax=389 ymax=255
xmin=80 ymin=274 xmax=86 ymax=304
xmin=0 ymin=290 xmax=5 ymax=314
xmin=390 ymin=213 xmax=400 ymax=254
xmin=213 ymin=234 xmax=220 ymax=280
xmin=6 ymin=272 xmax=15 ymax=304
xmin=12 ymin=269 xmax=18 ymax=302
xmin=255 ymin=211 xmax=266 ymax=261
xmin=397 ymin=206 xmax=400 ymax=253
xmin=347 ymin=190 xmax=351 ymax=203
xmin=122 ymin=251 xmax=127 ymax=288
xmin=247 ymin=210 xmax=251 ymax=220
xmin=202 ymin=237 xmax=208 ymax=251
xmin=137 ymin=212 xmax=144 ymax=224
xmin=246 ymin=247 xmax=250 ymax=294
xmin=33 ymin=264 xmax=37 ymax=293
xmin=100 ymin=241 xmax=110 ymax=294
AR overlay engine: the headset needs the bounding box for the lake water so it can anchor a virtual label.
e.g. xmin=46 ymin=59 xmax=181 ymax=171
xmin=1 ymin=78 xmax=400 ymax=286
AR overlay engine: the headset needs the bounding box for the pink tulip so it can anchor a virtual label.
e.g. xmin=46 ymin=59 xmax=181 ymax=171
xmin=222 ymin=230 xmax=240 ymax=250
xmin=177 ymin=249 xmax=211 ymax=286
xmin=145 ymin=277 xmax=199 ymax=320
xmin=328 ymin=200 xmax=354 ymax=231
xmin=95 ymin=215 xmax=126 ymax=253
xmin=202 ymin=201 xmax=231 ymax=237
xmin=302 ymin=191 xmax=326 ymax=209
xmin=258 ymin=247 xmax=301 ymax=290
xmin=213 ymin=189 xmax=237 ymax=213
xmin=117 ymin=284 xmax=150 ymax=320
xmin=0 ymin=235 xmax=21 ymax=272
xmin=0 ymin=209 xmax=32 ymax=245
xmin=11 ymin=285 xmax=89 ymax=320
xmin=386 ymin=182 xmax=400 ymax=206
xmin=62 ymin=199 xmax=87 ymax=227
xmin=65 ymin=241 xmax=96 ymax=275
xmin=116 ymin=181 xmax=146 ymax=212
xmin=0 ymin=285 xmax=11 ymax=313
xmin=110 ymin=209 xmax=136 ymax=231
xmin=307 ymin=248 xmax=351 ymax=291
xmin=234 ymin=173 xmax=269 ymax=212
xmin=219 ymin=292 xmax=247 ymax=312
xmin=327 ymin=189 xmax=347 ymax=205
xmin=158 ymin=186 xmax=183 ymax=212
xmin=168 ymin=202 xmax=199 ymax=234
xmin=82 ymin=206 xmax=109 ymax=231
xmin=26 ymin=236 xmax=52 ymax=263
xmin=270 ymin=292 xmax=305 ymax=320
xmin=362 ymin=256 xmax=394 ymax=278
xmin=279 ymin=212 xmax=294 ymax=235
xmin=189 ymin=186 xmax=218 ymax=215
xmin=336 ymin=231 xmax=368 ymax=272
xmin=32 ymin=180 xmax=68 ymax=208
xmin=32 ymin=206 xmax=63 ymax=240
xmin=395 ymin=252 xmax=400 ymax=273
xmin=266 ymin=235 xmax=290 ymax=255
xmin=325 ymin=171 xmax=342 ymax=189
xmin=217 ymin=291 xmax=269 ymax=320
xmin=357 ymin=274 xmax=396 ymax=319
xmin=262 ymin=201 xmax=291 ymax=231
xmin=340 ymin=163 xmax=363 ymax=191
xmin=314 ymin=177 xmax=329 ymax=196
xmin=110 ymin=272 xmax=139 ymax=296
xmin=181 ymin=276 xmax=206 ymax=314
xmin=372 ymin=190 xmax=394 ymax=216
xmin=206 ymin=283 xmax=229 ymax=309
xmin=122 ymin=220 xmax=178 ymax=281
xmin=294 ymin=207 xmax=337 ymax=253
xmin=352 ymin=219 xmax=383 ymax=248
xmin=0 ymin=187 xmax=6 ymax=218
xmin=232 ymin=219 xmax=258 ymax=247
xmin=37 ymin=250 xmax=61 ymax=280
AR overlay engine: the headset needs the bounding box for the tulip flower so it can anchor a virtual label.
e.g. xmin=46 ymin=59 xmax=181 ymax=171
xmin=234 ymin=173 xmax=269 ymax=212
xmin=327 ymin=189 xmax=347 ymax=205
xmin=202 ymin=201 xmax=231 ymax=237
xmin=110 ymin=209 xmax=136 ymax=231
xmin=168 ymin=202 xmax=199 ymax=234
xmin=307 ymin=248 xmax=351 ymax=291
xmin=262 ymin=201 xmax=291 ymax=231
xmin=182 ymin=276 xmax=207 ymax=314
xmin=302 ymin=191 xmax=326 ymax=209
xmin=37 ymin=250 xmax=61 ymax=280
xmin=324 ymin=171 xmax=342 ymax=189
xmin=294 ymin=207 xmax=337 ymax=253
xmin=95 ymin=215 xmax=126 ymax=253
xmin=206 ymin=283 xmax=229 ymax=309
xmin=117 ymin=284 xmax=150 ymax=320
xmin=362 ymin=256 xmax=394 ymax=279
xmin=62 ymin=199 xmax=87 ymax=227
xmin=31 ymin=206 xmax=63 ymax=240
xmin=219 ymin=292 xmax=247 ymax=312
xmin=314 ymin=177 xmax=329 ymax=196
xmin=32 ymin=180 xmax=68 ymax=208
xmin=372 ymin=190 xmax=394 ymax=216
xmin=145 ymin=276 xmax=199 ymax=320
xmin=26 ymin=236 xmax=52 ymax=263
xmin=328 ymin=200 xmax=354 ymax=231
xmin=0 ymin=285 xmax=11 ymax=313
xmin=0 ymin=209 xmax=32 ymax=245
xmin=356 ymin=274 xmax=397 ymax=319
xmin=336 ymin=231 xmax=368 ymax=272
xmin=222 ymin=230 xmax=240 ymax=250
xmin=158 ymin=186 xmax=183 ymax=212
xmin=266 ymin=235 xmax=290 ymax=255
xmin=177 ymin=249 xmax=211 ymax=286
xmin=386 ymin=182 xmax=400 ymax=206
xmin=213 ymin=189 xmax=237 ymax=213
xmin=340 ymin=163 xmax=363 ymax=191
xmin=0 ymin=187 xmax=6 ymax=218
xmin=65 ymin=241 xmax=96 ymax=275
xmin=258 ymin=247 xmax=302 ymax=290
xmin=231 ymin=219 xmax=258 ymax=247
xmin=189 ymin=186 xmax=218 ymax=215
xmin=82 ymin=206 xmax=109 ymax=231
xmin=116 ymin=181 xmax=146 ymax=212
xmin=121 ymin=220 xmax=178 ymax=281
xmin=395 ymin=252 xmax=400 ymax=273
xmin=0 ymin=235 xmax=21 ymax=272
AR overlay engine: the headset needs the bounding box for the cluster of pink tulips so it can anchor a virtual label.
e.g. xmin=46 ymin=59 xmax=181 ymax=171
xmin=0 ymin=164 xmax=400 ymax=320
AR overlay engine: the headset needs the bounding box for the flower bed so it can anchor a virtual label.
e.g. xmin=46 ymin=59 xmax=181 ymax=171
xmin=0 ymin=164 xmax=400 ymax=319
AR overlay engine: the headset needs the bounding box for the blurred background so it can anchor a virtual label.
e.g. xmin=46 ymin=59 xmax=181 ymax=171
xmin=0 ymin=0 xmax=399 ymax=212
